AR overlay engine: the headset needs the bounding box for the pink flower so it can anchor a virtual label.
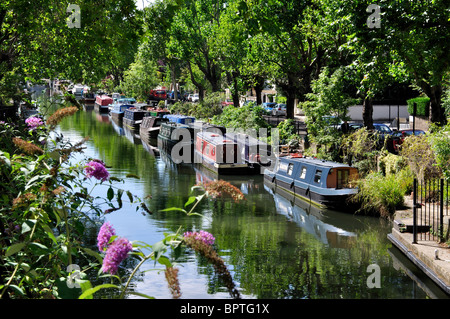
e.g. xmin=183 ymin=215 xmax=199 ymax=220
xmin=84 ymin=160 xmax=109 ymax=181
xmin=97 ymin=222 xmax=116 ymax=252
xmin=102 ymin=237 xmax=133 ymax=275
xmin=25 ymin=117 xmax=44 ymax=130
xmin=184 ymin=230 xmax=215 ymax=246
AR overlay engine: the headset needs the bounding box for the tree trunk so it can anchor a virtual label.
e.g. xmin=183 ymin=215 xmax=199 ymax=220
xmin=254 ymin=76 xmax=265 ymax=106
xmin=428 ymin=85 xmax=445 ymax=125
xmin=187 ymin=61 xmax=205 ymax=101
xmin=171 ymin=63 xmax=178 ymax=102
xmin=363 ymin=97 xmax=374 ymax=129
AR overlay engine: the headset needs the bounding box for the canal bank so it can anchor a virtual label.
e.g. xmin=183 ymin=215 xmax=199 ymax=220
xmin=389 ymin=196 xmax=450 ymax=296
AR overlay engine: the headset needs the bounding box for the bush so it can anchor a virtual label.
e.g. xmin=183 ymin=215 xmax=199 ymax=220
xmin=407 ymin=97 xmax=430 ymax=117
xmin=351 ymin=172 xmax=407 ymax=219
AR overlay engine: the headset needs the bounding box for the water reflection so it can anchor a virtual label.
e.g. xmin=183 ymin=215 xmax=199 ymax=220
xmin=54 ymin=108 xmax=448 ymax=299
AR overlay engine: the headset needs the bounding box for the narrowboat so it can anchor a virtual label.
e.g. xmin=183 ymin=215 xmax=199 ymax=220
xmin=157 ymin=115 xmax=197 ymax=150
xmin=194 ymin=131 xmax=257 ymax=175
xmin=94 ymin=95 xmax=113 ymax=113
xmin=139 ymin=116 xmax=168 ymax=143
xmin=123 ymin=108 xmax=148 ymax=132
xmin=264 ymin=155 xmax=359 ymax=211
xmin=158 ymin=121 xmax=226 ymax=159
xmin=110 ymin=98 xmax=136 ymax=123
xmin=225 ymin=132 xmax=275 ymax=169
xmin=148 ymin=108 xmax=170 ymax=118
xmin=81 ymin=92 xmax=95 ymax=105
xmin=163 ymin=114 xmax=195 ymax=124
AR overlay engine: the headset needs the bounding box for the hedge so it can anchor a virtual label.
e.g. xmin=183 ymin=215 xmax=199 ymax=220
xmin=407 ymin=97 xmax=430 ymax=117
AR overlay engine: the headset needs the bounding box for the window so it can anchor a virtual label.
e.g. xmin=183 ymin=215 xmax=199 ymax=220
xmin=314 ymin=170 xmax=322 ymax=184
xmin=300 ymin=167 xmax=307 ymax=179
xmin=278 ymin=162 xmax=288 ymax=173
xmin=337 ymin=170 xmax=349 ymax=189
xmin=287 ymin=163 xmax=294 ymax=176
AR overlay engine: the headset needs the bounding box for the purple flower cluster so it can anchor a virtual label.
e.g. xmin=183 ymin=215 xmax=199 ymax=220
xmin=102 ymin=237 xmax=133 ymax=275
xmin=97 ymin=222 xmax=116 ymax=252
xmin=184 ymin=230 xmax=215 ymax=246
xmin=25 ymin=117 xmax=44 ymax=130
xmin=97 ymin=222 xmax=133 ymax=275
xmin=84 ymin=160 xmax=109 ymax=181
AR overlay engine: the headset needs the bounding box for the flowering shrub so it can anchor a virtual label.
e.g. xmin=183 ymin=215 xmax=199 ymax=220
xmin=102 ymin=237 xmax=133 ymax=275
xmin=84 ymin=160 xmax=110 ymax=182
xmin=184 ymin=230 xmax=215 ymax=246
xmin=97 ymin=222 xmax=116 ymax=252
xmin=25 ymin=116 xmax=44 ymax=130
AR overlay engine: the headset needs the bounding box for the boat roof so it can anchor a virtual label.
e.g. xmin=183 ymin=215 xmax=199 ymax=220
xmin=280 ymin=156 xmax=355 ymax=169
xmin=197 ymin=131 xmax=236 ymax=144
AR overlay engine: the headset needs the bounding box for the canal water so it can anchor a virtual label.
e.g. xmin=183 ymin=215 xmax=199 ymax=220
xmin=57 ymin=109 xmax=448 ymax=299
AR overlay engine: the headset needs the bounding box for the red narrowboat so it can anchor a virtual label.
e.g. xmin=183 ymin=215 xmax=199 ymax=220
xmin=195 ymin=131 xmax=257 ymax=175
xmin=94 ymin=95 xmax=113 ymax=113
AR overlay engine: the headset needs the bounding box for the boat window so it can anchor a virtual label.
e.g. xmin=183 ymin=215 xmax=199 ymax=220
xmin=278 ymin=162 xmax=288 ymax=173
xmin=299 ymin=167 xmax=307 ymax=179
xmin=287 ymin=163 xmax=294 ymax=176
xmin=337 ymin=169 xmax=350 ymax=189
xmin=314 ymin=170 xmax=322 ymax=184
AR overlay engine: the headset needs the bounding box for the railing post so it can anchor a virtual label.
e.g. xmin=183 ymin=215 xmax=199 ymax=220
xmin=413 ymin=178 xmax=417 ymax=244
xmin=440 ymin=179 xmax=444 ymax=243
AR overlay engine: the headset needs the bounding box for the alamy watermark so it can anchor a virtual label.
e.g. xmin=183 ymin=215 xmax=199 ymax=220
xmin=67 ymin=4 xmax=81 ymax=29
xmin=366 ymin=4 xmax=381 ymax=29
xmin=367 ymin=264 xmax=381 ymax=288
xmin=66 ymin=264 xmax=81 ymax=288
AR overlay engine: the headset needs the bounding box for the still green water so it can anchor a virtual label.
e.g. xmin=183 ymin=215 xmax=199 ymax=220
xmin=58 ymin=109 xmax=448 ymax=299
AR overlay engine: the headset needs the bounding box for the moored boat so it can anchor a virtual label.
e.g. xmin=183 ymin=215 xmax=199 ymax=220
xmin=264 ymin=155 xmax=359 ymax=211
xmin=194 ymin=131 xmax=257 ymax=175
xmin=123 ymin=108 xmax=148 ymax=131
xmin=225 ymin=132 xmax=275 ymax=170
xmin=110 ymin=98 xmax=136 ymax=123
xmin=139 ymin=116 xmax=168 ymax=144
xmin=94 ymin=95 xmax=113 ymax=113
xmin=163 ymin=114 xmax=195 ymax=124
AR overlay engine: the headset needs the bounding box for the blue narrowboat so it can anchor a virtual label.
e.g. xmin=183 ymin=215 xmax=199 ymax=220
xmin=264 ymin=155 xmax=359 ymax=210
xmin=123 ymin=108 xmax=149 ymax=131
xmin=110 ymin=98 xmax=136 ymax=123
xmin=163 ymin=114 xmax=196 ymax=124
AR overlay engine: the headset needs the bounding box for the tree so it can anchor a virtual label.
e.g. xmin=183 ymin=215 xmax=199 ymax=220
xmin=0 ymin=0 xmax=142 ymax=105
xmin=241 ymin=0 xmax=327 ymax=119
xmin=333 ymin=0 xmax=449 ymax=127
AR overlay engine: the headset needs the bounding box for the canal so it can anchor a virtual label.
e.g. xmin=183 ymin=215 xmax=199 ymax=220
xmin=57 ymin=108 xmax=448 ymax=299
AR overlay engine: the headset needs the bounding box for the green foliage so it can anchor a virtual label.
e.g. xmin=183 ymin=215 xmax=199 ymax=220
xmin=276 ymin=119 xmax=300 ymax=145
xmin=169 ymin=92 xmax=224 ymax=120
xmin=350 ymin=172 xmax=407 ymax=219
xmin=407 ymin=97 xmax=430 ymax=117
xmin=341 ymin=127 xmax=380 ymax=177
xmin=427 ymin=123 xmax=450 ymax=179
xmin=400 ymin=134 xmax=442 ymax=180
xmin=301 ymin=67 xmax=358 ymax=159
xmin=211 ymin=103 xmax=270 ymax=132
xmin=117 ymin=50 xmax=158 ymax=101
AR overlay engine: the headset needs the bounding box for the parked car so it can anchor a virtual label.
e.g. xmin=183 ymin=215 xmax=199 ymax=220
xmin=373 ymin=123 xmax=393 ymax=149
xmin=221 ymin=99 xmax=234 ymax=107
xmin=272 ymin=103 xmax=286 ymax=116
xmin=188 ymin=93 xmax=199 ymax=102
xmin=167 ymin=91 xmax=182 ymax=100
xmin=263 ymin=102 xmax=277 ymax=114
xmin=388 ymin=129 xmax=426 ymax=153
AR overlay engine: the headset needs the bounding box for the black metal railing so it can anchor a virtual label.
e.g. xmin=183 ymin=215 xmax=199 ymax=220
xmin=413 ymin=178 xmax=449 ymax=244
